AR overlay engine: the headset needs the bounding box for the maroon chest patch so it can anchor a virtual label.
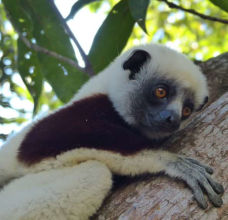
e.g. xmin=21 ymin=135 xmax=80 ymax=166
xmin=18 ymin=94 xmax=156 ymax=165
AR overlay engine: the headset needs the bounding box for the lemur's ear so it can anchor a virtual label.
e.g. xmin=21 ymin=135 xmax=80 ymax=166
xmin=196 ymin=96 xmax=209 ymax=111
xmin=123 ymin=49 xmax=151 ymax=80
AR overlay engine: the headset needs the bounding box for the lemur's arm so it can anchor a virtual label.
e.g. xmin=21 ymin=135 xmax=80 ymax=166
xmin=56 ymin=148 xmax=224 ymax=209
xmin=0 ymin=95 xmax=224 ymax=209
xmin=0 ymin=135 xmax=223 ymax=210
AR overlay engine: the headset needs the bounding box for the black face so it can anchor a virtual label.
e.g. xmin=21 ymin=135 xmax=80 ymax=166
xmin=130 ymin=78 xmax=195 ymax=137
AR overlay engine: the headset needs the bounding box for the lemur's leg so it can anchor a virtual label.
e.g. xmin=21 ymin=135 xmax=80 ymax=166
xmin=0 ymin=125 xmax=31 ymax=186
xmin=0 ymin=160 xmax=112 ymax=220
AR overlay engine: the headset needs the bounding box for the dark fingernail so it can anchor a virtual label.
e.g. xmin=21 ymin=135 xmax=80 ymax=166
xmin=206 ymin=167 xmax=214 ymax=174
xmin=217 ymin=184 xmax=224 ymax=194
xmin=195 ymin=195 xmax=208 ymax=209
xmin=213 ymin=182 xmax=224 ymax=194
xmin=199 ymin=201 xmax=208 ymax=209
xmin=213 ymin=197 xmax=223 ymax=207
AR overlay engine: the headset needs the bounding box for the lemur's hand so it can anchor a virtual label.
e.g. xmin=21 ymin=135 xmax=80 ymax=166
xmin=166 ymin=156 xmax=224 ymax=209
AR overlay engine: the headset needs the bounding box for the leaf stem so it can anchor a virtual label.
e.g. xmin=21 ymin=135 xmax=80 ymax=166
xmin=50 ymin=0 xmax=95 ymax=76
xmin=18 ymin=32 xmax=90 ymax=76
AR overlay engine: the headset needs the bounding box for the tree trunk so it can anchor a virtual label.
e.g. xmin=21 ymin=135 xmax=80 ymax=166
xmin=94 ymin=53 xmax=228 ymax=220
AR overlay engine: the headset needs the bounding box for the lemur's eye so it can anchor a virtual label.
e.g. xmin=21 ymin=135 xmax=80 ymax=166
xmin=155 ymin=87 xmax=167 ymax=99
xmin=182 ymin=106 xmax=192 ymax=118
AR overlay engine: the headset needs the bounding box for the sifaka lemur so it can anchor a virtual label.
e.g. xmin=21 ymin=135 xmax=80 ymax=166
xmin=0 ymin=44 xmax=224 ymax=220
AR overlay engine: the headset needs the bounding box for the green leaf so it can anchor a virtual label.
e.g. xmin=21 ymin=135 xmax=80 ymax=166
xmin=18 ymin=39 xmax=43 ymax=114
xmin=128 ymin=0 xmax=149 ymax=33
xmin=89 ymin=0 xmax=135 ymax=73
xmin=66 ymin=0 xmax=100 ymax=21
xmin=0 ymin=133 xmax=8 ymax=140
xmin=88 ymin=1 xmax=103 ymax=13
xmin=3 ymin=0 xmax=89 ymax=104
xmin=209 ymin=0 xmax=228 ymax=13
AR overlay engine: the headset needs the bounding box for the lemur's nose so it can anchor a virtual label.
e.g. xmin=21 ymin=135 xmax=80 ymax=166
xmin=159 ymin=110 xmax=180 ymax=130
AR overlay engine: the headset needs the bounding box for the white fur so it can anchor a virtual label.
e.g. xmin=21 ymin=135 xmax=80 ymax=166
xmin=0 ymin=43 xmax=208 ymax=219
xmin=0 ymin=160 xmax=112 ymax=220
xmin=25 ymin=148 xmax=176 ymax=176
xmin=74 ymin=44 xmax=208 ymax=103
xmin=0 ymin=124 xmax=32 ymax=185
xmin=73 ymin=44 xmax=208 ymax=124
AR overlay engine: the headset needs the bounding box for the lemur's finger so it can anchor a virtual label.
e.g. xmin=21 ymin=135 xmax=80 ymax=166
xmin=167 ymin=157 xmax=224 ymax=208
xmin=183 ymin=158 xmax=224 ymax=206
xmin=197 ymin=174 xmax=223 ymax=207
xmin=183 ymin=160 xmax=224 ymax=194
xmin=186 ymin=178 xmax=208 ymax=209
xmin=185 ymin=158 xmax=213 ymax=174
xmin=167 ymin=160 xmax=208 ymax=209
xmin=205 ymin=174 xmax=224 ymax=194
xmin=184 ymin=159 xmax=224 ymax=195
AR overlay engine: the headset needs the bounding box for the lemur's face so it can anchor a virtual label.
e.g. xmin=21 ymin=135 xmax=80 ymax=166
xmin=126 ymin=73 xmax=208 ymax=140
xmin=108 ymin=45 xmax=209 ymax=140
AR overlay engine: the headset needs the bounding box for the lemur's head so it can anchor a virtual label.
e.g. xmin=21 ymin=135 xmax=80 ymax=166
xmin=107 ymin=44 xmax=208 ymax=140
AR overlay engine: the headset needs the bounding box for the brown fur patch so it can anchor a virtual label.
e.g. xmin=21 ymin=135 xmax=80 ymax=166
xmin=18 ymin=95 xmax=158 ymax=165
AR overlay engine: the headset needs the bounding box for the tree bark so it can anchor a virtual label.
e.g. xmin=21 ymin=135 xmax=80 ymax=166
xmin=94 ymin=53 xmax=228 ymax=220
xmin=198 ymin=52 xmax=228 ymax=101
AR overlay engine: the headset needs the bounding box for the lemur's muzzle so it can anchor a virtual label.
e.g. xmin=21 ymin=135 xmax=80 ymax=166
xmin=154 ymin=110 xmax=180 ymax=131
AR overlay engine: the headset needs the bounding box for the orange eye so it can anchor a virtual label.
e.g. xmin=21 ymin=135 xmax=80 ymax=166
xmin=155 ymin=87 xmax=167 ymax=98
xmin=182 ymin=106 xmax=192 ymax=117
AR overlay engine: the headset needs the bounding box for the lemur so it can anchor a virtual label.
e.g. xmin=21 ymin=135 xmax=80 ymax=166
xmin=0 ymin=44 xmax=224 ymax=220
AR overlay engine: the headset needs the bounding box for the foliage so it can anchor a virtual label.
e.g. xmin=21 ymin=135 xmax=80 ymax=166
xmin=66 ymin=0 xmax=100 ymax=21
xmin=0 ymin=0 xmax=228 ymax=142
xmin=3 ymin=0 xmax=88 ymax=106
xmin=0 ymin=2 xmax=27 ymax=141
xmin=88 ymin=0 xmax=135 ymax=73
xmin=210 ymin=0 xmax=228 ymax=13
xmin=128 ymin=0 xmax=150 ymax=33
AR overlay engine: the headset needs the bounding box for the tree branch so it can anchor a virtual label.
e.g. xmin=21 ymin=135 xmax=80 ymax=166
xmin=159 ymin=0 xmax=228 ymax=24
xmin=198 ymin=52 xmax=228 ymax=101
xmin=4 ymin=2 xmax=94 ymax=77
xmin=50 ymin=0 xmax=95 ymax=76
xmin=18 ymin=32 xmax=90 ymax=76
xmin=94 ymin=50 xmax=228 ymax=218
